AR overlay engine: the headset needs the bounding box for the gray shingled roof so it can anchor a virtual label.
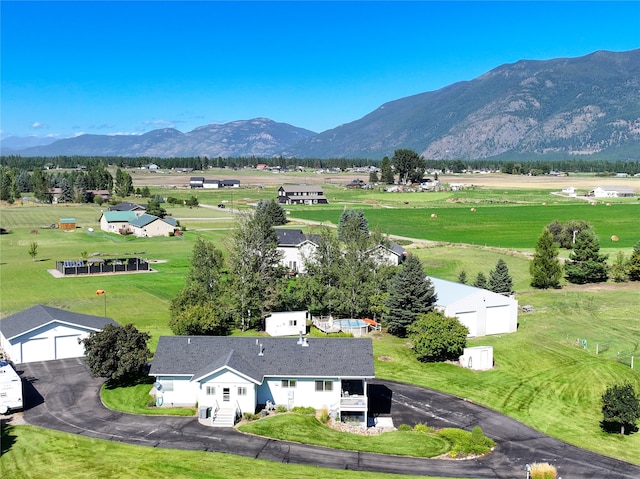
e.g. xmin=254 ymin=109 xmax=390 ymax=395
xmin=276 ymin=229 xmax=311 ymax=246
xmin=108 ymin=202 xmax=145 ymax=212
xmin=129 ymin=214 xmax=178 ymax=228
xmin=0 ymin=305 xmax=118 ymax=340
xmin=150 ymin=336 xmax=375 ymax=382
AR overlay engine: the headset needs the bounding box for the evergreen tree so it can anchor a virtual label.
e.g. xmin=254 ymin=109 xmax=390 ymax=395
xmin=530 ymin=228 xmax=563 ymax=289
xmin=337 ymin=209 xmax=369 ymax=244
xmin=386 ymin=254 xmax=437 ymax=337
xmin=146 ymin=199 xmax=167 ymax=218
xmin=473 ymin=272 xmax=488 ymax=289
xmin=0 ymin=167 xmax=14 ymax=202
xmin=368 ymin=169 xmax=379 ymax=183
xmin=16 ymin=170 xmax=32 ymax=193
xmin=256 ymin=199 xmax=287 ymax=226
xmin=59 ymin=177 xmax=73 ymax=203
xmin=627 ymin=241 xmax=640 ymax=281
xmin=114 ymin=168 xmax=134 ymax=198
xmin=380 ymin=156 xmax=395 ymax=184
xmin=565 ymin=230 xmax=608 ymax=284
xmin=488 ymin=259 xmax=513 ymax=294
xmin=457 ymin=270 xmax=468 ymax=284
xmin=73 ymin=173 xmax=88 ymax=203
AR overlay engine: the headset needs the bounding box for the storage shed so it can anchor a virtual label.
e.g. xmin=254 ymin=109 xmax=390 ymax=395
xmin=265 ymin=310 xmax=308 ymax=337
xmin=428 ymin=277 xmax=518 ymax=337
xmin=58 ymin=218 xmax=76 ymax=230
xmin=0 ymin=305 xmax=118 ymax=363
xmin=459 ymin=346 xmax=493 ymax=370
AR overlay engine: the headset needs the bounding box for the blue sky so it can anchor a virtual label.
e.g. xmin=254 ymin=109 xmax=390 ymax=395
xmin=1 ymin=1 xmax=638 ymax=140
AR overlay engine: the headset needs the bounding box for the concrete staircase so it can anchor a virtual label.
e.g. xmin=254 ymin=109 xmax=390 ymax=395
xmin=211 ymin=407 xmax=237 ymax=427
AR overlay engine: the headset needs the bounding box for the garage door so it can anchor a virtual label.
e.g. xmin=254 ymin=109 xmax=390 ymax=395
xmin=21 ymin=337 xmax=50 ymax=363
xmin=455 ymin=311 xmax=478 ymax=337
xmin=485 ymin=305 xmax=512 ymax=335
xmin=55 ymin=335 xmax=84 ymax=359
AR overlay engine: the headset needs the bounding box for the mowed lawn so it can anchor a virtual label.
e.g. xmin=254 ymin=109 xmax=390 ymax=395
xmin=1 ymin=199 xmax=640 ymax=467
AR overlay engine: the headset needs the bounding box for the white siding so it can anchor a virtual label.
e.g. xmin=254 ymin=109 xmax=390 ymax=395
xmin=9 ymin=322 xmax=96 ymax=363
xmin=258 ymin=377 xmax=340 ymax=410
xmin=265 ymin=311 xmax=307 ymax=337
xmin=197 ymin=369 xmax=256 ymax=414
xmin=485 ymin=305 xmax=513 ymax=335
xmin=156 ymin=376 xmax=199 ymax=407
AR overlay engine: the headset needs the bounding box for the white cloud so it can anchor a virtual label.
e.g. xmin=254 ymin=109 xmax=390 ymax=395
xmin=32 ymin=122 xmax=47 ymax=129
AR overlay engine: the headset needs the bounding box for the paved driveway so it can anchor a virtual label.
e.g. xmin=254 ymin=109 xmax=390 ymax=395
xmin=15 ymin=358 xmax=640 ymax=478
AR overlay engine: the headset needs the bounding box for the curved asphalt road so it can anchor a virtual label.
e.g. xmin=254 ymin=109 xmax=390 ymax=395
xmin=16 ymin=358 xmax=640 ymax=478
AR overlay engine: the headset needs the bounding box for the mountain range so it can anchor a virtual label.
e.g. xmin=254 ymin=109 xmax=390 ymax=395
xmin=2 ymin=49 xmax=639 ymax=160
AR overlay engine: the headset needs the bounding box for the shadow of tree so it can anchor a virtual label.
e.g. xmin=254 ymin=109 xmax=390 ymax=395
xmin=600 ymin=420 xmax=639 ymax=435
xmin=0 ymin=421 xmax=17 ymax=456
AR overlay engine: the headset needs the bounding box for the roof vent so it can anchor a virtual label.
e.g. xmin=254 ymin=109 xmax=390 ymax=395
xmin=188 ymin=337 xmax=191 ymax=345
xmin=302 ymin=337 xmax=309 ymax=347
xmin=297 ymin=331 xmax=304 ymax=345
xmin=258 ymin=343 xmax=264 ymax=356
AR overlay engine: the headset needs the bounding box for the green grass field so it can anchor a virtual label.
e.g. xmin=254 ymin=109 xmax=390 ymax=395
xmin=1 ymin=187 xmax=639 ymax=475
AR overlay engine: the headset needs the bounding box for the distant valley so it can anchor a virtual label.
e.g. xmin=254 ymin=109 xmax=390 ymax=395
xmin=2 ymin=49 xmax=639 ymax=161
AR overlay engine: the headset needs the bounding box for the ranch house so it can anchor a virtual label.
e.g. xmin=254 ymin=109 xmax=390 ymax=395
xmin=149 ymin=336 xmax=374 ymax=427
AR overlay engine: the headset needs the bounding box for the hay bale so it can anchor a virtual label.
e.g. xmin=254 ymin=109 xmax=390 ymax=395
xmin=470 ymin=207 xmax=476 ymax=212
xmin=611 ymin=235 xmax=619 ymax=242
xmin=430 ymin=213 xmax=438 ymax=219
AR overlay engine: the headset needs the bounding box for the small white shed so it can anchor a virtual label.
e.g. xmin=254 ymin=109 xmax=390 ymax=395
xmin=265 ymin=311 xmax=308 ymax=337
xmin=0 ymin=305 xmax=118 ymax=364
xmin=459 ymin=346 xmax=493 ymax=371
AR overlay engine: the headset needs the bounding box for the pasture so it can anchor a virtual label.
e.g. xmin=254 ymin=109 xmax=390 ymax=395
xmin=1 ymin=178 xmax=640 ymax=467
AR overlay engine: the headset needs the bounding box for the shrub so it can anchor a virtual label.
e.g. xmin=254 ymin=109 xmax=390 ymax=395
xmin=413 ymin=422 xmax=433 ymax=433
xmin=243 ymin=412 xmax=260 ymax=421
xmin=530 ymin=462 xmax=557 ymax=479
xmin=318 ymin=408 xmax=329 ymax=424
xmin=291 ymin=406 xmax=316 ymax=415
xmin=275 ymin=405 xmax=287 ymax=413
xmin=397 ymin=423 xmax=412 ymax=431
xmin=437 ymin=428 xmax=495 ymax=457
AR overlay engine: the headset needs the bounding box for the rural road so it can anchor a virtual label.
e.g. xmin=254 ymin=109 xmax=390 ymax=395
xmin=15 ymin=358 xmax=640 ymax=478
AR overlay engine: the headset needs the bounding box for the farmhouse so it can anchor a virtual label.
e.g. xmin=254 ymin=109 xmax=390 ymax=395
xmin=592 ymin=186 xmax=635 ymax=198
xmin=277 ymin=185 xmax=329 ymax=205
xmin=428 ymin=277 xmax=518 ymax=337
xmin=368 ymin=240 xmax=407 ymax=266
xmin=99 ymin=211 xmax=179 ymax=237
xmin=149 ymin=336 xmax=374 ymax=427
xmin=0 ymin=305 xmax=118 ymax=363
xmin=276 ymin=229 xmax=319 ymax=274
xmin=265 ymin=310 xmax=308 ymax=336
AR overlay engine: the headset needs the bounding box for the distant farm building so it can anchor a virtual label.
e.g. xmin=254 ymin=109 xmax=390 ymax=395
xmin=58 ymin=218 xmax=76 ymax=230
xmin=277 ymin=185 xmax=329 ymax=205
xmin=592 ymin=186 xmax=635 ymax=198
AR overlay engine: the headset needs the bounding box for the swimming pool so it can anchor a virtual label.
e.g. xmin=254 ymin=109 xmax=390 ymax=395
xmin=336 ymin=319 xmax=369 ymax=336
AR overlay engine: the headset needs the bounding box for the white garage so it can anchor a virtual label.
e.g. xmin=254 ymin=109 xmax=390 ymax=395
xmin=428 ymin=277 xmax=518 ymax=337
xmin=0 ymin=304 xmax=118 ymax=364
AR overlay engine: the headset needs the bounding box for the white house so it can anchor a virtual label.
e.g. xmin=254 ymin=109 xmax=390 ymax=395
xmin=265 ymin=311 xmax=308 ymax=337
xmin=0 ymin=305 xmax=118 ymax=363
xmin=428 ymin=277 xmax=518 ymax=337
xmin=368 ymin=241 xmax=407 ymax=266
xmin=593 ymin=186 xmax=636 ymax=198
xmin=149 ymin=336 xmax=374 ymax=427
xmin=100 ymin=211 xmax=137 ymax=234
xmin=276 ymin=229 xmax=319 ymax=274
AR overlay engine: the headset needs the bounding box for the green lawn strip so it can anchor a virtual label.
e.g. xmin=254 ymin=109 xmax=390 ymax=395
xmin=0 ymin=424 xmax=455 ymax=479
xmin=100 ymin=381 xmax=195 ymax=416
xmin=238 ymin=413 xmax=450 ymax=458
xmin=290 ymin=203 xmax=640 ymax=249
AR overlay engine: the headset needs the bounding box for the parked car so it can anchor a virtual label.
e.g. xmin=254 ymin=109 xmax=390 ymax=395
xmin=217 ymin=204 xmax=225 ymax=209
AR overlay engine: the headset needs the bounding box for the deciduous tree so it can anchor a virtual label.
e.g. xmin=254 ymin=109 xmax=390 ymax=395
xmin=82 ymin=324 xmax=151 ymax=384
xmin=408 ymin=311 xmax=469 ymax=362
xmin=28 ymin=241 xmax=38 ymax=261
xmin=602 ymin=383 xmax=640 ymax=435
xmin=391 ymin=149 xmax=426 ymax=185
xmin=530 ymin=228 xmax=562 ymax=289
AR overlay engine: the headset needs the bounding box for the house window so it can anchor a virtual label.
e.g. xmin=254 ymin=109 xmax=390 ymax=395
xmin=237 ymin=387 xmax=247 ymax=396
xmin=281 ymin=379 xmax=296 ymax=388
xmin=205 ymin=386 xmax=215 ymax=395
xmin=160 ymin=379 xmax=174 ymax=392
xmin=223 ymin=387 xmax=230 ymax=401
xmin=315 ymin=380 xmax=333 ymax=392
xmin=289 ymin=320 xmax=297 ymax=327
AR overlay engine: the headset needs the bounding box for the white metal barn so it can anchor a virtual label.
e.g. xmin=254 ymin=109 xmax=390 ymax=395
xmin=0 ymin=305 xmax=118 ymax=364
xmin=265 ymin=310 xmax=308 ymax=337
xmin=428 ymin=277 xmax=518 ymax=337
